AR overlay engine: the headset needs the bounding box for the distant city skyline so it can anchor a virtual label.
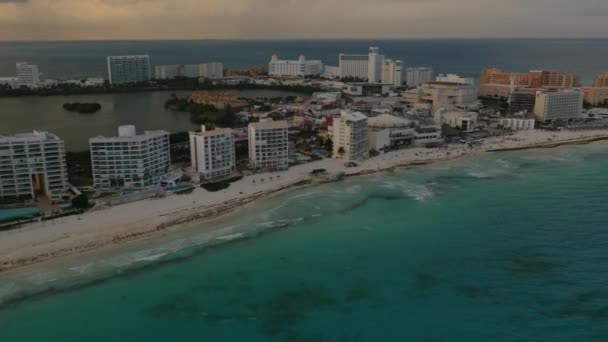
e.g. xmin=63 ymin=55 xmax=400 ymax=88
xmin=1 ymin=0 xmax=608 ymax=41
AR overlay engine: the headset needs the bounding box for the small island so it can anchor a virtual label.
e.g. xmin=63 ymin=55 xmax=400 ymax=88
xmin=63 ymin=102 xmax=102 ymax=114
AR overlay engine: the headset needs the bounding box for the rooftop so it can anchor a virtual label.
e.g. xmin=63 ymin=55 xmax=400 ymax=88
xmin=368 ymin=114 xmax=411 ymax=128
xmin=0 ymin=131 xmax=61 ymax=143
xmin=249 ymin=120 xmax=288 ymax=130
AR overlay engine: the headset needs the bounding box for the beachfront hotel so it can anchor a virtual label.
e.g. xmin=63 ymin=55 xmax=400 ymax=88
xmin=268 ymin=55 xmax=324 ymax=77
xmin=534 ymin=90 xmax=584 ymax=123
xmin=332 ymin=111 xmax=368 ymax=161
xmin=89 ymin=125 xmax=170 ymax=189
xmin=247 ymin=121 xmax=289 ymax=171
xmin=338 ymin=47 xmax=385 ymax=82
xmin=189 ymin=126 xmax=236 ymax=181
xmin=106 ymin=55 xmax=151 ymax=85
xmin=0 ymin=131 xmax=69 ymax=203
xmin=16 ymin=62 xmax=40 ymax=88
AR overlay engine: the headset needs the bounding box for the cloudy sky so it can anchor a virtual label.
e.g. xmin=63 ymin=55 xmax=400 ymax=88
xmin=0 ymin=0 xmax=607 ymax=40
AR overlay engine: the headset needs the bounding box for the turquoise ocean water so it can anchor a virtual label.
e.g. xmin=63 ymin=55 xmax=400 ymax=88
xmin=1 ymin=145 xmax=608 ymax=341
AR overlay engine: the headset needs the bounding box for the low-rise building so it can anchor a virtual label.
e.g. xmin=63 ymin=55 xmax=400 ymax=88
xmin=248 ymin=121 xmax=289 ymax=171
xmin=0 ymin=131 xmax=69 ymax=203
xmin=499 ymin=118 xmax=535 ymax=130
xmin=90 ymin=125 xmax=170 ymax=189
xmin=155 ymin=62 xmax=224 ymax=79
xmin=189 ymin=91 xmax=249 ymax=109
xmin=534 ymin=90 xmax=584 ymax=123
xmin=435 ymin=74 xmax=474 ymax=85
xmin=189 ymin=126 xmax=235 ymax=181
xmin=436 ymin=110 xmax=478 ymax=132
xmin=581 ymin=87 xmax=608 ymax=106
xmin=0 ymin=77 xmax=18 ymax=89
xmin=405 ymin=82 xmax=477 ymax=111
xmin=343 ymin=83 xmax=393 ymax=97
xmin=269 ymin=55 xmax=323 ymax=77
xmin=332 ymin=111 xmax=368 ymax=161
xmin=413 ymin=126 xmax=444 ymax=146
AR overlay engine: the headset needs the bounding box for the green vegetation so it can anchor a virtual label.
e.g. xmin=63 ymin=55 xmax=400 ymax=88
xmin=63 ymin=102 xmax=102 ymax=114
xmin=66 ymin=151 xmax=93 ymax=187
xmin=71 ymin=193 xmax=90 ymax=209
xmin=0 ymin=79 xmax=321 ymax=98
xmin=201 ymin=176 xmax=243 ymax=192
xmin=165 ymin=94 xmax=242 ymax=127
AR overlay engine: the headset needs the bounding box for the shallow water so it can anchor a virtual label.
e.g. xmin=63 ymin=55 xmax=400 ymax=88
xmin=1 ymin=145 xmax=608 ymax=341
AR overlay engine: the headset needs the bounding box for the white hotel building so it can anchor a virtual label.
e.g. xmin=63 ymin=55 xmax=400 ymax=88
xmin=534 ymin=90 xmax=584 ymax=123
xmin=268 ymin=55 xmax=323 ymax=77
xmin=248 ymin=121 xmax=289 ymax=171
xmin=0 ymin=131 xmax=69 ymax=202
xmin=189 ymin=126 xmax=236 ymax=181
xmin=339 ymin=47 xmax=385 ymax=82
xmin=333 ymin=111 xmax=369 ymax=161
xmin=16 ymin=62 xmax=41 ymax=88
xmin=382 ymin=59 xmax=404 ymax=87
xmin=90 ymin=125 xmax=170 ymax=189
xmin=155 ymin=62 xmax=224 ymax=79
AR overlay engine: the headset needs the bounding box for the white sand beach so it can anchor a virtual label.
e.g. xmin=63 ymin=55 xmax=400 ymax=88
xmin=1 ymin=129 xmax=607 ymax=274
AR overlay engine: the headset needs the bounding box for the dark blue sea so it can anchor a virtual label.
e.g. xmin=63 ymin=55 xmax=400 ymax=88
xmin=1 ymin=39 xmax=607 ymax=84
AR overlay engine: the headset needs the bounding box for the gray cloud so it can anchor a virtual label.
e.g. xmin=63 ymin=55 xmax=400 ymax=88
xmin=0 ymin=0 xmax=607 ymax=40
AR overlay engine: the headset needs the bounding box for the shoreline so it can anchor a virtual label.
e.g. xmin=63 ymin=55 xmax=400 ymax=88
xmin=1 ymin=129 xmax=608 ymax=275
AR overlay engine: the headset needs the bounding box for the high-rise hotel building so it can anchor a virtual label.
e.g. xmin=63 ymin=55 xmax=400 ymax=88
xmin=248 ymin=121 xmax=289 ymax=171
xmin=107 ymin=55 xmax=151 ymax=85
xmin=332 ymin=111 xmax=368 ymax=161
xmin=534 ymin=90 xmax=584 ymax=123
xmin=189 ymin=126 xmax=236 ymax=181
xmin=0 ymin=131 xmax=69 ymax=202
xmin=90 ymin=125 xmax=170 ymax=189
xmin=338 ymin=47 xmax=384 ymax=82
xmin=16 ymin=62 xmax=40 ymax=88
xmin=268 ymin=55 xmax=323 ymax=77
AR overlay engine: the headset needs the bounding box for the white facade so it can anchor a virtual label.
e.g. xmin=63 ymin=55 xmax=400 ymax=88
xmin=534 ymin=90 xmax=584 ymax=123
xmin=107 ymin=55 xmax=151 ymax=85
xmin=437 ymin=111 xmax=478 ymax=132
xmin=322 ymin=65 xmax=340 ymax=79
xmin=0 ymin=131 xmax=69 ymax=202
xmin=268 ymin=55 xmax=323 ymax=77
xmin=414 ymin=127 xmax=444 ymax=146
xmin=90 ymin=125 xmax=170 ymax=189
xmin=339 ymin=54 xmax=369 ymax=80
xmin=499 ymin=118 xmax=535 ymax=130
xmin=368 ymin=129 xmax=391 ymax=152
xmin=189 ymin=126 xmax=235 ymax=180
xmin=248 ymin=121 xmax=289 ymax=171
xmin=405 ymin=82 xmax=477 ymax=111
xmin=382 ymin=59 xmax=404 ymax=87
xmin=16 ymin=62 xmax=40 ymax=88
xmin=155 ymin=62 xmax=224 ymax=80
xmin=154 ymin=64 xmax=181 ymax=79
xmin=367 ymin=47 xmax=384 ymax=83
xmin=333 ymin=111 xmax=369 ymax=161
xmin=406 ymin=67 xmax=433 ymax=87
xmin=0 ymin=77 xmax=18 ymax=89
xmin=436 ymin=73 xmax=474 ymax=85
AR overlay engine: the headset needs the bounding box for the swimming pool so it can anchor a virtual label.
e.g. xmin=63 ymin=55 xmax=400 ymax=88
xmin=166 ymin=184 xmax=195 ymax=193
xmin=0 ymin=207 xmax=41 ymax=223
